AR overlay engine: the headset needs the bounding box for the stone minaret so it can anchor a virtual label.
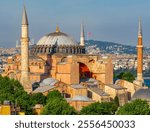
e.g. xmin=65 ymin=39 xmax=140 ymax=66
xmin=136 ymin=17 xmax=144 ymax=86
xmin=80 ymin=23 xmax=85 ymax=46
xmin=20 ymin=6 xmax=31 ymax=92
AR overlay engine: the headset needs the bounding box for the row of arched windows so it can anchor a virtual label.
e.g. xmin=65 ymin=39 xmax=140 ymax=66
xmin=32 ymin=45 xmax=85 ymax=54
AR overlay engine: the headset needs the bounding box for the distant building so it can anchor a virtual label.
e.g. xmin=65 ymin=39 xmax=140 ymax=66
xmin=0 ymin=100 xmax=24 ymax=115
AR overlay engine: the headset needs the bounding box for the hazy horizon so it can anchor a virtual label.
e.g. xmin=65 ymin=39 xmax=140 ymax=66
xmin=0 ymin=0 xmax=150 ymax=48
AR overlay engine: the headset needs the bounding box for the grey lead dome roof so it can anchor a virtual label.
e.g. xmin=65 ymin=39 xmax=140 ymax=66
xmin=132 ymin=88 xmax=150 ymax=102
xmin=37 ymin=31 xmax=78 ymax=46
xmin=40 ymin=78 xmax=59 ymax=86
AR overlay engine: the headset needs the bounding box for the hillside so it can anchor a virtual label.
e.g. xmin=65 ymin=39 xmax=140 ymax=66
xmin=85 ymin=40 xmax=150 ymax=54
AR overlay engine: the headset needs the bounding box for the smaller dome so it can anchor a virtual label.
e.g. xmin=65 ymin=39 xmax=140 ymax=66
xmin=132 ymin=89 xmax=150 ymax=102
xmin=40 ymin=78 xmax=59 ymax=86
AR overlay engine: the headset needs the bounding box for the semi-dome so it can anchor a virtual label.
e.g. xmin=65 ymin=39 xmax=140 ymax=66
xmin=37 ymin=27 xmax=78 ymax=46
xmin=132 ymin=88 xmax=150 ymax=102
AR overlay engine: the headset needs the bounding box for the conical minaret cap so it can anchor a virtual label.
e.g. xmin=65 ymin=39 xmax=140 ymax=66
xmin=138 ymin=17 xmax=142 ymax=36
xmin=80 ymin=23 xmax=85 ymax=37
xmin=22 ymin=6 xmax=28 ymax=25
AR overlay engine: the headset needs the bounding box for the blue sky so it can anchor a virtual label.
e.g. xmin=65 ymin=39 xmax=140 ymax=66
xmin=0 ymin=0 xmax=150 ymax=47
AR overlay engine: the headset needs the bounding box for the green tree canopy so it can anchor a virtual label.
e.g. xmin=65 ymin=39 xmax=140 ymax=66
xmin=42 ymin=90 xmax=77 ymax=115
xmin=47 ymin=90 xmax=63 ymax=99
xmin=80 ymin=102 xmax=118 ymax=115
xmin=116 ymin=71 xmax=135 ymax=82
xmin=0 ymin=76 xmax=33 ymax=114
xmin=117 ymin=99 xmax=150 ymax=115
xmin=30 ymin=93 xmax=47 ymax=106
xmin=16 ymin=92 xmax=33 ymax=115
xmin=0 ymin=76 xmax=47 ymax=114
xmin=0 ymin=76 xmax=25 ymax=103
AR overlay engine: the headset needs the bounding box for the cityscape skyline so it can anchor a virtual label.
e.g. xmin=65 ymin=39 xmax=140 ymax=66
xmin=0 ymin=0 xmax=150 ymax=47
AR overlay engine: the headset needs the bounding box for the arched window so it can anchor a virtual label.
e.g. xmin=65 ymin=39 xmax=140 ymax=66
xmin=61 ymin=57 xmax=67 ymax=63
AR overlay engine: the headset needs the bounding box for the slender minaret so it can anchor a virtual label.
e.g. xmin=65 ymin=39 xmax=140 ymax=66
xmin=16 ymin=40 xmax=19 ymax=48
xmin=80 ymin=23 xmax=85 ymax=46
xmin=136 ymin=17 xmax=144 ymax=85
xmin=20 ymin=6 xmax=31 ymax=92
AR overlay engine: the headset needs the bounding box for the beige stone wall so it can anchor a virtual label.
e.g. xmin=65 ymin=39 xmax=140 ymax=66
xmin=87 ymin=89 xmax=102 ymax=102
xmin=51 ymin=55 xmax=62 ymax=79
xmin=104 ymin=85 xmax=128 ymax=105
xmin=116 ymin=80 xmax=137 ymax=98
xmin=38 ymin=54 xmax=51 ymax=62
xmin=96 ymin=74 xmax=106 ymax=84
xmin=57 ymin=63 xmax=71 ymax=73
xmin=71 ymin=88 xmax=87 ymax=98
xmin=68 ymin=101 xmax=94 ymax=111
xmin=101 ymin=96 xmax=111 ymax=102
xmin=29 ymin=64 xmax=49 ymax=74
xmin=30 ymin=75 xmax=41 ymax=82
xmin=57 ymin=74 xmax=71 ymax=83
xmin=104 ymin=86 xmax=116 ymax=99
xmin=64 ymin=85 xmax=87 ymax=98
xmin=56 ymin=62 xmax=79 ymax=84
xmin=63 ymin=86 xmax=73 ymax=97
xmin=122 ymin=81 xmax=136 ymax=96
xmin=70 ymin=63 xmax=79 ymax=84
xmin=105 ymin=59 xmax=113 ymax=84
xmin=117 ymin=90 xmax=128 ymax=106
xmin=87 ymin=88 xmax=110 ymax=103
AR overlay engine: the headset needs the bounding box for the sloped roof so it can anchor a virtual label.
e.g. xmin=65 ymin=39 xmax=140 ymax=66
xmin=33 ymin=85 xmax=56 ymax=93
xmin=70 ymin=84 xmax=86 ymax=89
xmin=106 ymin=84 xmax=126 ymax=90
xmin=88 ymin=87 xmax=109 ymax=96
xmin=67 ymin=96 xmax=93 ymax=102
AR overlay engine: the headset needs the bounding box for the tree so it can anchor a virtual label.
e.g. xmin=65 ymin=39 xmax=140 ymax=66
xmin=117 ymin=99 xmax=150 ymax=115
xmin=80 ymin=102 xmax=118 ymax=115
xmin=116 ymin=71 xmax=135 ymax=82
xmin=46 ymin=90 xmax=63 ymax=103
xmin=42 ymin=98 xmax=77 ymax=115
xmin=16 ymin=92 xmax=33 ymax=115
xmin=0 ymin=76 xmax=33 ymax=114
xmin=0 ymin=76 xmax=25 ymax=103
xmin=42 ymin=90 xmax=77 ymax=115
xmin=30 ymin=93 xmax=47 ymax=106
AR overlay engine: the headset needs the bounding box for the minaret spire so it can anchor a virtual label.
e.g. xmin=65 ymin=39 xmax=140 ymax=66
xmin=80 ymin=22 xmax=85 ymax=46
xmin=22 ymin=6 xmax=28 ymax=25
xmin=138 ymin=17 xmax=142 ymax=36
xmin=20 ymin=6 xmax=31 ymax=92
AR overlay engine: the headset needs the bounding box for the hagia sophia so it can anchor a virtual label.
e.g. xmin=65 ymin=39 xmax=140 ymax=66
xmin=2 ymin=7 xmax=150 ymax=111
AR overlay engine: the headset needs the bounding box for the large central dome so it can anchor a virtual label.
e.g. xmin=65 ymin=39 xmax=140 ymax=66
xmin=32 ymin=26 xmax=85 ymax=54
xmin=37 ymin=27 xmax=78 ymax=46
